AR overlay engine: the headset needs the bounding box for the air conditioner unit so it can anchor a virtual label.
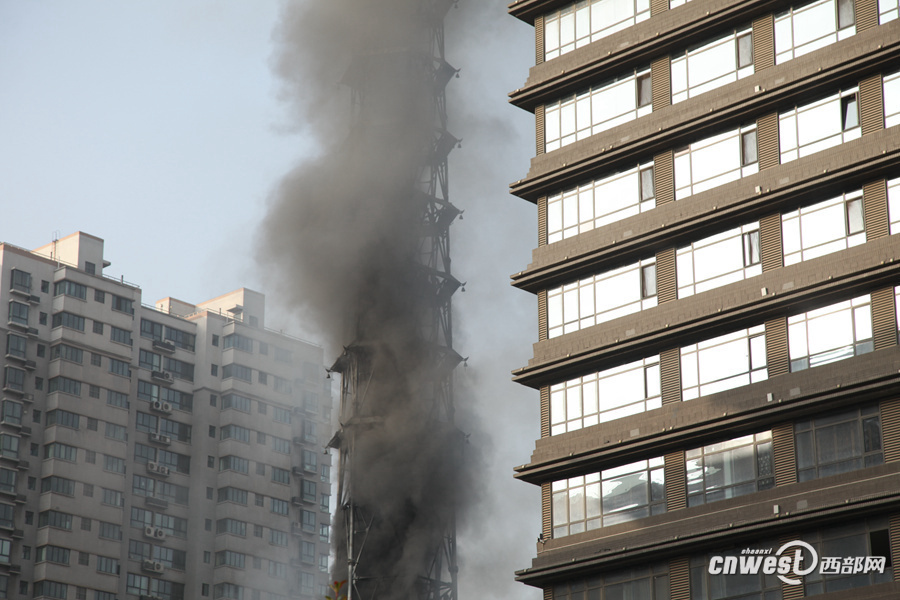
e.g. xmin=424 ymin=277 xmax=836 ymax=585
xmin=147 ymin=461 xmax=159 ymax=473
xmin=150 ymin=400 xmax=172 ymax=414
xmin=142 ymin=559 xmax=165 ymax=573
xmin=154 ymin=527 xmax=166 ymax=540
xmin=148 ymin=432 xmax=171 ymax=445
xmin=144 ymin=525 xmax=156 ymax=538
xmin=158 ymin=465 xmax=170 ymax=476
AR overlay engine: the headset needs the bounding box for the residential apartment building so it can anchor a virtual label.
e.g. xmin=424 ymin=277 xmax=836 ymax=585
xmin=509 ymin=0 xmax=900 ymax=597
xmin=0 ymin=232 xmax=332 ymax=600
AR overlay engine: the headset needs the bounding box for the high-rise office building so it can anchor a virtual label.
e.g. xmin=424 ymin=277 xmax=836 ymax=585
xmin=509 ymin=0 xmax=900 ymax=598
xmin=0 ymin=232 xmax=333 ymax=600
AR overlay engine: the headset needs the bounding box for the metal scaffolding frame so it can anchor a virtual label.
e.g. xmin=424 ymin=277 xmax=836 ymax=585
xmin=328 ymin=2 xmax=462 ymax=599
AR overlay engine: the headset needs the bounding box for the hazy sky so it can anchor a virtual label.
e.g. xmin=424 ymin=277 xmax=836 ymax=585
xmin=0 ymin=2 xmax=541 ymax=598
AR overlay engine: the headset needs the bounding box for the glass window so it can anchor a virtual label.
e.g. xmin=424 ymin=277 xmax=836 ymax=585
xmin=552 ymin=457 xmax=665 ymax=537
xmin=788 ymin=295 xmax=873 ymax=371
xmin=880 ymin=0 xmax=900 ymax=22
xmin=111 ymin=295 xmax=134 ymax=314
xmin=0 ymin=469 xmax=15 ymax=495
xmin=1 ymin=401 xmax=22 ymax=427
xmin=9 ymin=269 xmax=31 ymax=293
xmin=544 ymin=67 xmax=652 ymax=152
xmin=796 ymin=404 xmax=883 ymax=481
xmin=0 ymin=435 xmax=19 ymax=460
xmin=889 ymin=178 xmax=900 ymax=240
xmin=543 ymin=0 xmax=651 ymax=61
xmin=690 ymin=546 xmax=782 ymax=599
xmin=681 ymin=325 xmax=767 ymax=400
xmin=553 ymin=564 xmax=670 ymax=600
xmin=51 ymin=311 xmax=84 ymax=331
xmin=222 ymin=393 xmax=252 ymax=412
xmin=671 ymin=27 xmax=754 ymax=104
xmin=775 ymin=0 xmax=856 ymax=64
xmin=686 ymin=432 xmax=774 ymax=506
xmin=7 ymin=301 xmax=28 ymax=326
xmin=675 ymin=125 xmax=758 ymax=200
xmin=547 ymin=161 xmax=656 ymax=243
xmin=109 ymin=358 xmax=130 ymax=377
xmin=550 ymin=356 xmax=661 ymax=435
xmin=677 ymin=222 xmax=762 ymax=298
xmin=53 ymin=280 xmax=86 ymax=300
xmin=801 ymin=518 xmax=892 ymax=595
xmin=779 ymin=88 xmax=861 ymax=163
xmin=5 ymin=334 xmax=26 ymax=359
xmin=547 ymin=257 xmax=657 ymax=338
xmin=782 ymin=190 xmax=865 ymax=265
xmin=110 ymin=325 xmax=132 ymax=346
xmin=3 ymin=367 xmax=24 ymax=392
xmin=884 ymin=71 xmax=900 ymax=127
xmin=223 ymin=333 xmax=253 ymax=352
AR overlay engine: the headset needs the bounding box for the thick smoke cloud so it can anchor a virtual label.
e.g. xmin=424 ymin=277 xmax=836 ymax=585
xmin=260 ymin=1 xmax=468 ymax=598
xmin=259 ymin=1 xmax=541 ymax=599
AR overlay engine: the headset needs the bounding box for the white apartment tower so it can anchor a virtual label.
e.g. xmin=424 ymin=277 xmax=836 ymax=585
xmin=0 ymin=232 xmax=333 ymax=600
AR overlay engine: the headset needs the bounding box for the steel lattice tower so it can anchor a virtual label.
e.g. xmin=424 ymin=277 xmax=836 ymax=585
xmin=327 ymin=1 xmax=462 ymax=599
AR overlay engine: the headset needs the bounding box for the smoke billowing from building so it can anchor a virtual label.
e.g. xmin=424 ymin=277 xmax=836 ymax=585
xmin=260 ymin=1 xmax=464 ymax=598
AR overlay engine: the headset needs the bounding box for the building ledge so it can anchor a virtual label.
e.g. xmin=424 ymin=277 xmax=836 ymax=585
xmin=515 ymin=346 xmax=900 ymax=484
xmin=517 ymin=463 xmax=900 ymax=585
xmin=512 ymin=127 xmax=900 ymax=292
xmin=510 ymin=19 xmax=900 ymax=203
xmin=512 ymin=234 xmax=900 ymax=389
xmin=510 ymin=0 xmax=777 ymax=110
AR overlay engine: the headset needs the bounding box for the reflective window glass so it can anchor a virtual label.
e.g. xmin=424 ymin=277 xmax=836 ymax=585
xmin=549 ymin=356 xmax=661 ymax=435
xmin=801 ymin=518 xmax=893 ymax=595
xmin=554 ymin=564 xmax=670 ymax=600
xmin=686 ymin=431 xmax=774 ymax=506
xmin=674 ymin=125 xmax=758 ymax=200
xmin=671 ymin=27 xmax=754 ymax=104
xmin=547 ymin=161 xmax=655 ymax=243
xmin=681 ymin=325 xmax=767 ymax=400
xmin=775 ymin=0 xmax=856 ymax=64
xmin=677 ymin=223 xmax=762 ymax=298
xmin=779 ymin=88 xmax=860 ymax=163
xmin=788 ymin=295 xmax=873 ymax=372
xmin=547 ymin=257 xmax=657 ymax=338
xmin=795 ymin=404 xmax=882 ymax=482
xmin=551 ymin=457 xmax=664 ymax=537
xmin=543 ymin=0 xmax=651 ymax=61
xmin=880 ymin=0 xmax=900 ymax=22
xmin=888 ymin=177 xmax=900 ymax=235
xmin=884 ymin=71 xmax=900 ymax=128
xmin=544 ymin=67 xmax=652 ymax=152
xmin=781 ymin=189 xmax=866 ymax=265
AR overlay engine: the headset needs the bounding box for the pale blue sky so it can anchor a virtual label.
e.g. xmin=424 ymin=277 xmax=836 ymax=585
xmin=0 ymin=3 xmax=541 ymax=598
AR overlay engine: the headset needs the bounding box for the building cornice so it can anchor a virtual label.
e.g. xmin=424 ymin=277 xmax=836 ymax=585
xmin=516 ymin=463 xmax=900 ymax=587
xmin=512 ymin=234 xmax=900 ymax=388
xmin=515 ymin=346 xmax=900 ymax=483
xmin=512 ymin=128 xmax=900 ymax=292
xmin=509 ymin=20 xmax=900 ymax=203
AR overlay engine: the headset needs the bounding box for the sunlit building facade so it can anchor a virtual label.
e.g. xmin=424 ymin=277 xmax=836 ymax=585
xmin=0 ymin=232 xmax=332 ymax=600
xmin=509 ymin=0 xmax=900 ymax=597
